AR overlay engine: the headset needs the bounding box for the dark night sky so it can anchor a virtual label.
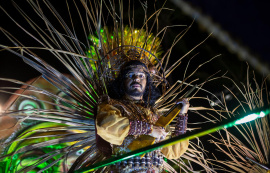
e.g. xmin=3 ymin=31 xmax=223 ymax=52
xmin=1 ymin=0 xmax=269 ymax=104
xmin=186 ymin=0 xmax=270 ymax=64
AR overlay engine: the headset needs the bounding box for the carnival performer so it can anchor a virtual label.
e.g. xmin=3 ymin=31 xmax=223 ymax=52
xmin=96 ymin=59 xmax=190 ymax=172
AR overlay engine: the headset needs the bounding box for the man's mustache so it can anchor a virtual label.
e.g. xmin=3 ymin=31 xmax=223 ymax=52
xmin=130 ymin=82 xmax=142 ymax=88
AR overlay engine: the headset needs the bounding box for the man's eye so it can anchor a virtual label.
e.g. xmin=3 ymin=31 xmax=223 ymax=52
xmin=138 ymin=74 xmax=145 ymax=78
xmin=126 ymin=73 xmax=134 ymax=78
xmin=126 ymin=72 xmax=145 ymax=78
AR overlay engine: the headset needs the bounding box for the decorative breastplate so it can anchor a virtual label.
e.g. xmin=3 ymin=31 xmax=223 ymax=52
xmin=110 ymin=99 xmax=159 ymax=124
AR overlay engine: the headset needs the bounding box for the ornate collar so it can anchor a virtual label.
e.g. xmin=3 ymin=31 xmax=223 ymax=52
xmin=122 ymin=96 xmax=145 ymax=105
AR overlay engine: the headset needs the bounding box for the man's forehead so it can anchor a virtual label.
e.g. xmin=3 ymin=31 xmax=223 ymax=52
xmin=126 ymin=65 xmax=146 ymax=73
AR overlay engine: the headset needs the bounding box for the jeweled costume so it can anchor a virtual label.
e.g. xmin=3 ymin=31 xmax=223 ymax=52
xmin=96 ymin=83 xmax=189 ymax=172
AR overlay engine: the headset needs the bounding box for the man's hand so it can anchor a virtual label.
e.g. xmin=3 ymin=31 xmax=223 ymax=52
xmin=149 ymin=126 xmax=167 ymax=141
xmin=176 ymin=98 xmax=190 ymax=114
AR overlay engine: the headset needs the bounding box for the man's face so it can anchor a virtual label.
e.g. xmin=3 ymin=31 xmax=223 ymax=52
xmin=124 ymin=66 xmax=147 ymax=97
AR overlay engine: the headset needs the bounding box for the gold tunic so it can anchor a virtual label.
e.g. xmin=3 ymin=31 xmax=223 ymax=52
xmin=96 ymin=96 xmax=189 ymax=160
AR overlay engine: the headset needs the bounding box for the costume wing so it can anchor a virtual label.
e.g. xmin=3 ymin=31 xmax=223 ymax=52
xmin=0 ymin=73 xmax=103 ymax=172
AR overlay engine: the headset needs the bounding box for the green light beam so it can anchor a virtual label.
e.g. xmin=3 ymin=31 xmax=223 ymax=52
xmin=75 ymin=105 xmax=270 ymax=172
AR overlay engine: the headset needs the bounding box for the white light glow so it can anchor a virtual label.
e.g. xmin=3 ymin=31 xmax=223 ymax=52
xmin=235 ymin=111 xmax=266 ymax=125
xmin=259 ymin=111 xmax=266 ymax=117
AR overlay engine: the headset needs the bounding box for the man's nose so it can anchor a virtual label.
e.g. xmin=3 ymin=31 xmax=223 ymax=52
xmin=133 ymin=75 xmax=140 ymax=81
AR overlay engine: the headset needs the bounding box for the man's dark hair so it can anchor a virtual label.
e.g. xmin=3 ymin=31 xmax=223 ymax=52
xmin=107 ymin=60 xmax=160 ymax=106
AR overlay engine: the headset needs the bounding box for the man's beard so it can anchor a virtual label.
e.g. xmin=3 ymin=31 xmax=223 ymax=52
xmin=125 ymin=88 xmax=144 ymax=97
xmin=125 ymin=82 xmax=144 ymax=97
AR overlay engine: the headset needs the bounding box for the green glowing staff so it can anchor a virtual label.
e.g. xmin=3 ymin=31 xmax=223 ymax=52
xmin=75 ymin=105 xmax=270 ymax=172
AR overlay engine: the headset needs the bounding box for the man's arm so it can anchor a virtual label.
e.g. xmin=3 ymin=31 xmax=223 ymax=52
xmin=128 ymin=120 xmax=167 ymax=140
xmin=161 ymin=98 xmax=190 ymax=159
xmin=96 ymin=103 xmax=130 ymax=145
xmin=173 ymin=98 xmax=189 ymax=136
xmin=96 ymin=102 xmax=167 ymax=146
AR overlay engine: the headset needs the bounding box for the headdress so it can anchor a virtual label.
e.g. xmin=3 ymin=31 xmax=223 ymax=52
xmin=87 ymin=27 xmax=166 ymax=85
xmin=102 ymin=45 xmax=166 ymax=83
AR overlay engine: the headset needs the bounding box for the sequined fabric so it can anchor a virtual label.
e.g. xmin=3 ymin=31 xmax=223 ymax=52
xmin=173 ymin=113 xmax=188 ymax=136
xmin=111 ymin=151 xmax=164 ymax=173
xmin=128 ymin=120 xmax=152 ymax=135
